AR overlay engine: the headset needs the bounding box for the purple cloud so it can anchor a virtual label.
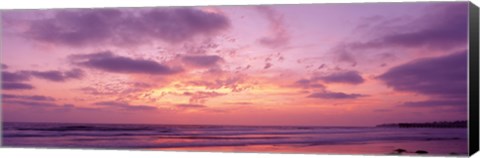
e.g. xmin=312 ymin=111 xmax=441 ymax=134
xmin=378 ymin=51 xmax=467 ymax=108
xmin=378 ymin=51 xmax=467 ymax=97
xmin=224 ymin=102 xmax=253 ymax=105
xmin=344 ymin=3 xmax=468 ymax=51
xmin=3 ymin=100 xmax=58 ymax=107
xmin=256 ymin=6 xmax=290 ymax=48
xmin=94 ymin=101 xmax=157 ymax=111
xmin=401 ymin=99 xmax=467 ymax=107
xmin=183 ymin=91 xmax=226 ymax=104
xmin=27 ymin=9 xmax=122 ymax=47
xmin=294 ymin=79 xmax=325 ymax=89
xmin=28 ymin=69 xmax=84 ymax=82
xmin=373 ymin=109 xmax=392 ymax=112
xmin=186 ymin=76 xmax=248 ymax=92
xmin=335 ymin=48 xmax=357 ymax=67
xmin=359 ymin=3 xmax=468 ymax=49
xmin=24 ymin=7 xmax=230 ymax=47
xmin=315 ymin=71 xmax=364 ymax=84
xmin=142 ymin=8 xmax=230 ymax=43
xmin=2 ymin=64 xmax=8 ymax=69
xmin=3 ymin=100 xmax=77 ymax=112
xmin=79 ymin=82 xmax=151 ymax=96
xmin=3 ymin=94 xmax=56 ymax=101
xmin=181 ymin=55 xmax=224 ymax=68
xmin=70 ymin=51 xmax=181 ymax=75
xmin=331 ymin=3 xmax=468 ymax=66
xmin=308 ymin=91 xmax=366 ymax=99
xmin=264 ymin=63 xmax=273 ymax=69
xmin=176 ymin=104 xmax=206 ymax=108
xmin=2 ymin=82 xmax=34 ymax=90
xmin=2 ymin=71 xmax=30 ymax=82
xmin=3 ymin=69 xmax=84 ymax=83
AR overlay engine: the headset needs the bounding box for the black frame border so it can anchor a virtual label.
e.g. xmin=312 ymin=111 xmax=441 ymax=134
xmin=469 ymin=1 xmax=479 ymax=156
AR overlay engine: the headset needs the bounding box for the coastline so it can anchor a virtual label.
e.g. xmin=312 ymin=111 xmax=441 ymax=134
xmin=156 ymin=139 xmax=468 ymax=156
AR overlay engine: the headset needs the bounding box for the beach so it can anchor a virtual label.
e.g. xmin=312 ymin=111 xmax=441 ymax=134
xmin=161 ymin=138 xmax=467 ymax=155
xmin=2 ymin=122 xmax=468 ymax=156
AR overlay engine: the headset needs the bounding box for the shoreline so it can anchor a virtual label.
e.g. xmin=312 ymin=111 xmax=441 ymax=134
xmin=155 ymin=139 xmax=468 ymax=156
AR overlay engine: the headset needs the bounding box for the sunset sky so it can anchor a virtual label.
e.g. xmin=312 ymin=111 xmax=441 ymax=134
xmin=1 ymin=2 xmax=469 ymax=126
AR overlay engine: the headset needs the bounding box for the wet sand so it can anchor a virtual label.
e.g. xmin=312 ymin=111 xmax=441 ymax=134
xmin=156 ymin=139 xmax=467 ymax=156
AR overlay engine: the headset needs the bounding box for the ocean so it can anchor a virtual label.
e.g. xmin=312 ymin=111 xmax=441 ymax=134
xmin=2 ymin=122 xmax=468 ymax=155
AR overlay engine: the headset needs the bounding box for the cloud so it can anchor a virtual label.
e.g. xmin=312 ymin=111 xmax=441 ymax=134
xmin=333 ymin=45 xmax=357 ymax=67
xmin=315 ymin=71 xmax=364 ymax=84
xmin=223 ymin=102 xmax=253 ymax=105
xmin=401 ymin=99 xmax=467 ymax=107
xmin=186 ymin=76 xmax=248 ymax=92
xmin=357 ymin=3 xmax=468 ymax=50
xmin=70 ymin=51 xmax=182 ymax=75
xmin=181 ymin=55 xmax=224 ymax=68
xmin=27 ymin=68 xmax=84 ymax=82
xmin=3 ymin=99 xmax=79 ymax=112
xmin=378 ymin=51 xmax=467 ymax=108
xmin=294 ymin=79 xmax=325 ymax=89
xmin=183 ymin=91 xmax=226 ymax=104
xmin=378 ymin=51 xmax=467 ymax=97
xmin=373 ymin=109 xmax=392 ymax=112
xmin=2 ymin=68 xmax=83 ymax=90
xmin=256 ymin=6 xmax=290 ymax=48
xmin=264 ymin=63 xmax=273 ymax=69
xmin=2 ymin=93 xmax=64 ymax=109
xmin=94 ymin=101 xmax=157 ymax=111
xmin=2 ymin=64 xmax=8 ymax=69
xmin=3 ymin=94 xmax=56 ymax=101
xmin=2 ymin=82 xmax=35 ymax=90
xmin=79 ymin=82 xmax=151 ymax=96
xmin=308 ymin=91 xmax=366 ymax=99
xmin=176 ymin=103 xmax=206 ymax=108
xmin=2 ymin=71 xmax=30 ymax=82
xmin=24 ymin=7 xmax=230 ymax=47
xmin=3 ymin=69 xmax=84 ymax=82
xmin=3 ymin=100 xmax=58 ymax=107
xmin=365 ymin=3 xmax=468 ymax=49
xmin=330 ymin=3 xmax=468 ymax=66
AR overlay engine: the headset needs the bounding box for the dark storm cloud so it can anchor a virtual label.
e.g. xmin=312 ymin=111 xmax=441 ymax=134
xmin=315 ymin=71 xmax=364 ymax=85
xmin=94 ymin=101 xmax=157 ymax=111
xmin=70 ymin=51 xmax=181 ymax=75
xmin=181 ymin=55 xmax=224 ymax=68
xmin=25 ymin=7 xmax=230 ymax=47
xmin=308 ymin=91 xmax=366 ymax=99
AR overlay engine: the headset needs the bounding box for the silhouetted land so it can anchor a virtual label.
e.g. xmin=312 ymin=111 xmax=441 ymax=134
xmin=376 ymin=120 xmax=467 ymax=128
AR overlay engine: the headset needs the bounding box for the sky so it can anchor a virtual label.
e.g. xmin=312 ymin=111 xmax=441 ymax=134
xmin=0 ymin=2 xmax=470 ymax=126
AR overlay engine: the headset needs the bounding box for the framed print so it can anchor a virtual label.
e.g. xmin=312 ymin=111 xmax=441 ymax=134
xmin=1 ymin=1 xmax=479 ymax=156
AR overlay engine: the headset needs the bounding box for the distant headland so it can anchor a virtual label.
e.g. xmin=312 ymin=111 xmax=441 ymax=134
xmin=376 ymin=120 xmax=467 ymax=128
